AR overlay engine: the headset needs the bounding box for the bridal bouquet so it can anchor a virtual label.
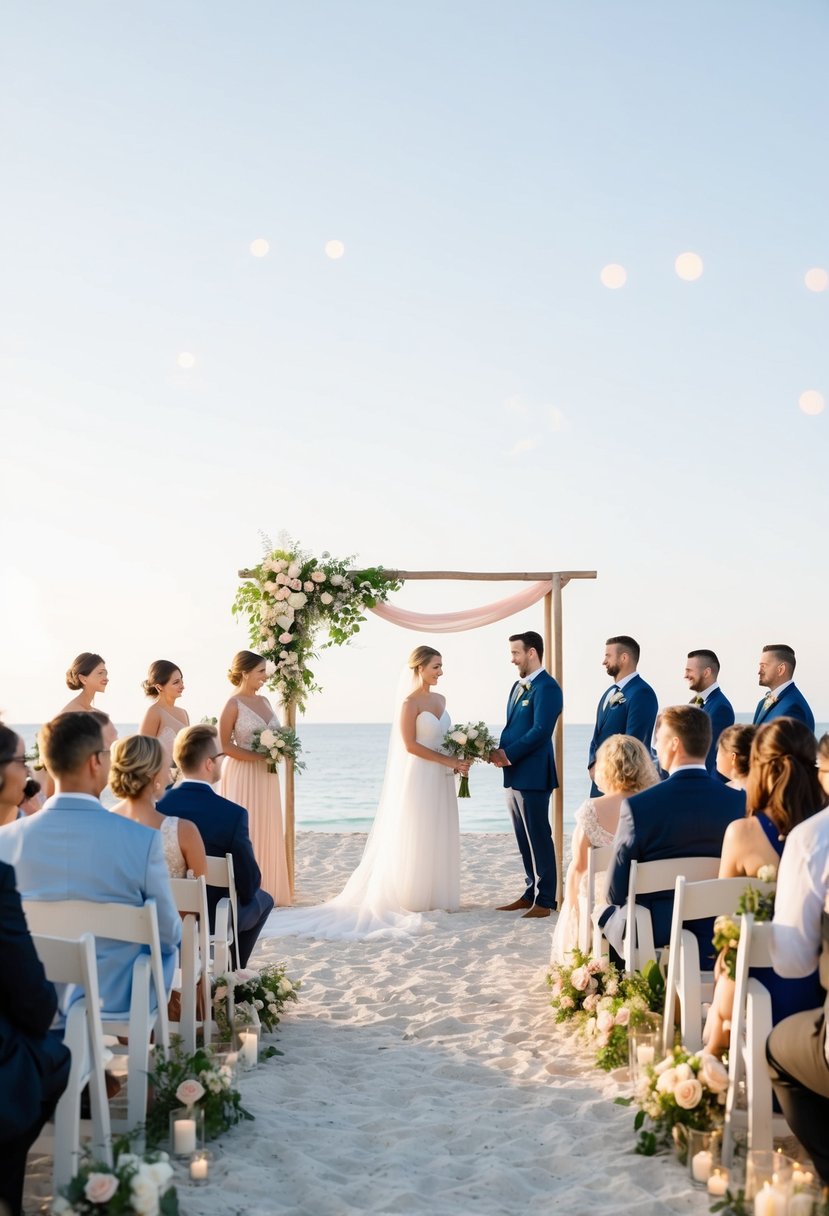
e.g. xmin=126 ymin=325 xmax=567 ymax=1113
xmin=442 ymin=721 xmax=497 ymax=797
xmin=250 ymin=724 xmax=306 ymax=774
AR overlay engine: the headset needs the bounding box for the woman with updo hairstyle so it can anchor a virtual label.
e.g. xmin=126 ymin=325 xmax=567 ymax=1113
xmin=551 ymin=735 xmax=659 ymax=962
xmin=110 ymin=735 xmax=206 ymax=879
xmin=0 ymin=724 xmax=38 ymax=827
xmin=138 ymin=660 xmax=190 ymax=778
xmin=61 ymin=652 xmax=108 ymax=713
xmin=218 ymin=651 xmax=291 ymax=905
xmin=716 ymin=723 xmax=757 ymax=790
xmin=705 ymin=717 xmax=827 ymax=1056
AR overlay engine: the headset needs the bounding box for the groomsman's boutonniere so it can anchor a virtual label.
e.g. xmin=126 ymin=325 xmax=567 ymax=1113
xmin=762 ymin=693 xmax=778 ymax=710
xmin=609 ymin=690 xmax=626 ymax=707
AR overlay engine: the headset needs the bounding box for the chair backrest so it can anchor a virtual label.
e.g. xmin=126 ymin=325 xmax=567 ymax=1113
xmin=205 ymin=853 xmax=239 ymax=969
xmin=625 ymin=856 xmax=720 ymax=971
xmin=170 ymin=875 xmax=210 ymax=921
xmin=22 ymin=898 xmax=169 ymax=1040
xmin=584 ymin=845 xmax=614 ymax=954
xmin=674 ymin=876 xmax=776 ymax=925
xmin=31 ymin=930 xmax=102 ymax=1013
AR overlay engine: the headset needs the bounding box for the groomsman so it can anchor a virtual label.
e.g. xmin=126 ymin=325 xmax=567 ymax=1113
xmin=684 ymin=649 xmax=735 ymax=771
xmin=753 ymin=644 xmax=815 ymax=732
xmin=588 ymin=636 xmax=658 ymax=795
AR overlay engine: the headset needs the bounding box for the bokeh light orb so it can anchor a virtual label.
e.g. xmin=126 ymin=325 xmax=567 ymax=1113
xmin=325 ymin=239 xmax=345 ymax=259
xmin=804 ymin=267 xmax=828 ymax=293
xmin=675 ymin=252 xmax=704 ymax=281
xmin=250 ymin=238 xmax=270 ymax=258
xmin=177 ymin=352 xmax=196 ymax=370
xmin=600 ymin=263 xmax=627 ymax=289
xmin=799 ymin=390 xmax=825 ymax=416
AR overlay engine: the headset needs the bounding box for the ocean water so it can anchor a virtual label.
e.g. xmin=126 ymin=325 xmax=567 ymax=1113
xmin=14 ymin=722 xmax=597 ymax=835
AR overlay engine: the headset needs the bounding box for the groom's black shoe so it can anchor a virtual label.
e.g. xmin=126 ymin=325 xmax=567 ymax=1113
xmin=521 ymin=905 xmax=551 ymax=919
xmin=496 ymin=898 xmax=533 ymax=911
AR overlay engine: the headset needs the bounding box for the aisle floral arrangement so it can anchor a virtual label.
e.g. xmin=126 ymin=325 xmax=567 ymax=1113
xmin=212 ymin=961 xmax=300 ymax=1039
xmin=55 ymin=1147 xmax=178 ymax=1216
xmin=711 ymin=867 xmax=777 ymax=980
xmin=442 ymin=721 xmax=498 ymax=797
xmin=546 ymin=949 xmax=665 ymax=1070
xmin=623 ymin=1045 xmax=729 ymax=1156
xmin=233 ymin=536 xmax=400 ymax=709
xmin=146 ymin=1043 xmax=252 ymax=1148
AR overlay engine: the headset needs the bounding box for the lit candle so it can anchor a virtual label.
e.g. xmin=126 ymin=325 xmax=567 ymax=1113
xmin=636 ymin=1044 xmax=655 ymax=1067
xmin=190 ymin=1156 xmax=209 ymax=1181
xmin=707 ymin=1170 xmax=728 ymax=1197
xmin=692 ymin=1150 xmax=713 ymax=1183
xmin=753 ymin=1182 xmax=786 ymax=1216
xmin=792 ymin=1167 xmax=815 ymax=1188
xmin=173 ymin=1118 xmax=197 ymax=1155
xmin=240 ymin=1030 xmax=258 ymax=1068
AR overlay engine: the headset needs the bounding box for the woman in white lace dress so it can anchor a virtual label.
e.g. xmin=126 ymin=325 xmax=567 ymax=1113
xmin=551 ymin=735 xmax=658 ymax=962
xmin=109 ymin=735 xmax=206 ymax=879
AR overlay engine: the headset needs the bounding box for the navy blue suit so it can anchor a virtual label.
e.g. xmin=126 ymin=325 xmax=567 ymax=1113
xmin=699 ymin=686 xmax=735 ymax=771
xmin=158 ymin=782 xmax=274 ymax=967
xmin=0 ymin=861 xmax=71 ymax=1216
xmin=753 ymin=683 xmax=815 ymax=733
xmin=588 ymin=673 xmax=659 ymax=795
xmin=605 ymin=769 xmax=745 ymax=964
xmin=499 ymin=669 xmax=563 ymax=909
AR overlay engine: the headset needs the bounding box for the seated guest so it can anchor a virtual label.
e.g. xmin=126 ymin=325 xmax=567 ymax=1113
xmin=0 ymin=712 xmax=181 ymax=1017
xmin=766 ymin=804 xmax=829 ymax=1185
xmin=817 ymin=733 xmax=829 ymax=799
xmin=715 ymin=723 xmax=756 ymax=790
xmin=0 ymin=725 xmax=39 ymax=827
xmin=551 ymin=735 xmax=658 ymax=962
xmin=0 ymin=860 xmax=71 ymax=1216
xmin=704 ymin=718 xmax=826 ymax=1055
xmin=110 ymin=735 xmax=207 ymax=879
xmin=753 ymin=644 xmax=815 ymax=732
xmin=159 ymin=725 xmax=274 ymax=967
xmin=684 ymin=649 xmax=735 ymax=771
xmin=597 ymin=705 xmax=745 ymax=963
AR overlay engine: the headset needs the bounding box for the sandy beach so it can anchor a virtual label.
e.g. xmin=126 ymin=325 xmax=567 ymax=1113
xmin=25 ymin=831 xmax=712 ymax=1216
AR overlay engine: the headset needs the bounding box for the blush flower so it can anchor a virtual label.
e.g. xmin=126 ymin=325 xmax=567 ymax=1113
xmin=84 ymin=1173 xmax=119 ymax=1205
xmin=175 ymin=1078 xmax=205 ymax=1106
xmin=674 ymin=1078 xmax=703 ymax=1109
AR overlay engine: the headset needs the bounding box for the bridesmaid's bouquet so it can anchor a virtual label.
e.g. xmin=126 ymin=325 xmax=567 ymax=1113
xmin=250 ymin=725 xmax=306 ymax=774
xmin=442 ymin=721 xmax=497 ymax=798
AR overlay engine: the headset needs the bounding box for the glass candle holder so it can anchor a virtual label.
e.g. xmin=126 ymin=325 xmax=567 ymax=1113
xmin=628 ymin=1022 xmax=661 ymax=1088
xmin=687 ymin=1126 xmax=722 ymax=1188
xmin=238 ymin=1023 xmax=260 ymax=1071
xmin=787 ymin=1185 xmax=820 ymax=1216
xmin=211 ymin=1049 xmax=238 ymax=1083
xmin=169 ymin=1105 xmax=205 ymax=1158
xmin=189 ymin=1149 xmax=212 ymax=1186
xmin=745 ymin=1150 xmax=792 ymax=1202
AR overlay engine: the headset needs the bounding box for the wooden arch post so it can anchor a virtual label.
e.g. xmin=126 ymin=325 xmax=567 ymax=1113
xmin=237 ymin=566 xmax=596 ymax=906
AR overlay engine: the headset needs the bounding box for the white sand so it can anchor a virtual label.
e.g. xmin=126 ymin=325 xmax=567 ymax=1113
xmin=25 ymin=832 xmax=711 ymax=1215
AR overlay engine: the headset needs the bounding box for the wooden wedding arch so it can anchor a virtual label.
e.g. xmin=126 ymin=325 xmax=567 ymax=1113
xmin=237 ymin=567 xmax=597 ymax=906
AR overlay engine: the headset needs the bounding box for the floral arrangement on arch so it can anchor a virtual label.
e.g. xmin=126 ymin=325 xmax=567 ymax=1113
xmin=233 ymin=537 xmax=401 ymax=710
xmin=145 ymin=1042 xmax=252 ymax=1148
xmin=212 ymin=962 xmax=300 ymax=1040
xmin=54 ymin=1146 xmax=178 ymax=1216
xmin=546 ymin=948 xmax=665 ymax=1071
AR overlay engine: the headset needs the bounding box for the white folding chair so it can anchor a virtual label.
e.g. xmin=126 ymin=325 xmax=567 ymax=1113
xmin=584 ymin=844 xmax=612 ymax=955
xmin=205 ymin=853 xmax=239 ymax=975
xmin=722 ymin=914 xmax=790 ymax=1164
xmin=662 ymin=876 xmax=776 ymax=1054
xmin=30 ymin=932 xmax=112 ymax=1188
xmin=23 ymin=899 xmax=170 ymax=1148
xmin=169 ymin=876 xmax=212 ymax=1054
xmin=623 ymin=856 xmax=720 ymax=972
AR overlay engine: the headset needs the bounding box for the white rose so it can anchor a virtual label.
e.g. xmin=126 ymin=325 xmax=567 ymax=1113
xmin=52 ymin=1199 xmax=72 ymax=1215
xmin=449 ymin=731 xmax=468 ymax=746
xmin=287 ymin=563 xmax=300 ymax=578
xmin=276 ymin=613 xmax=294 ymax=630
xmin=320 ymin=592 xmax=334 ymax=605
xmin=656 ymin=1067 xmax=679 ymax=1093
xmin=142 ymin=1161 xmax=174 ymax=1190
xmin=467 ymin=728 xmax=478 ymax=740
xmin=287 ymin=592 xmax=308 ymax=609
xmin=330 ymin=574 xmax=344 ymax=585
xmin=653 ymin=1054 xmax=676 ymax=1075
xmin=674 ymin=1063 xmax=693 ymax=1081
xmin=264 ymin=660 xmax=276 ymax=676
xmin=259 ymin=729 xmax=277 ymax=748
xmin=756 ymin=864 xmax=777 ymax=883
xmin=131 ymin=1174 xmax=160 ymax=1216
xmin=698 ymin=1053 xmax=729 ymax=1094
xmin=674 ymin=1078 xmax=703 ymax=1109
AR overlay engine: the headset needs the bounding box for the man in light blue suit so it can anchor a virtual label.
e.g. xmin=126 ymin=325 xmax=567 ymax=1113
xmin=753 ymin=644 xmax=815 ymax=733
xmin=588 ymin=636 xmax=658 ymax=795
xmin=490 ymin=630 xmax=563 ymax=918
xmin=684 ymin=649 xmax=735 ymax=772
xmin=0 ymin=713 xmax=181 ymax=1019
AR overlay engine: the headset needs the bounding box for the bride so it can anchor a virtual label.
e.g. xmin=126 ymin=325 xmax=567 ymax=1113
xmin=261 ymin=645 xmax=469 ymax=940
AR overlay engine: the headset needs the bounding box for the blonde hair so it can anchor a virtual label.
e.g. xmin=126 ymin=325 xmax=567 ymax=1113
xmin=228 ymin=650 xmax=264 ymax=687
xmin=109 ymin=735 xmax=164 ymax=799
xmin=594 ymin=735 xmax=659 ymax=796
xmin=407 ymin=646 xmax=441 ymax=673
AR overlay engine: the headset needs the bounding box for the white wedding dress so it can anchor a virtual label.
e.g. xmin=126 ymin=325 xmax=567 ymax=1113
xmin=260 ymin=708 xmax=460 ymax=941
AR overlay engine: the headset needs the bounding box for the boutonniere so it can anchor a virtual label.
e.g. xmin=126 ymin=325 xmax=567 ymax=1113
xmin=609 ymin=691 xmax=626 ymax=706
xmin=762 ymin=693 xmax=778 ymax=709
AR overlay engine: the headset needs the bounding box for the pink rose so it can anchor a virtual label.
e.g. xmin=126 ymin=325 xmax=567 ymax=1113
xmin=674 ymin=1078 xmax=703 ymax=1109
xmin=84 ymin=1173 xmax=119 ymax=1205
xmin=290 ymin=578 xmax=303 ymax=591
xmin=175 ymin=1078 xmax=205 ymax=1106
xmin=279 ymin=632 xmax=293 ymax=643
xmin=303 ymin=581 xmax=315 ymax=593
xmin=587 ymin=959 xmax=603 ymax=975
xmin=275 ymin=572 xmax=288 ymax=585
xmin=615 ymin=1006 xmax=631 ymax=1026
xmin=570 ymin=966 xmax=590 ymax=992
xmin=311 ymin=570 xmax=326 ymax=583
xmin=596 ymin=1009 xmax=615 ymax=1034
xmin=320 ymin=592 xmax=334 ymax=605
xmin=698 ymin=1053 xmax=729 ymax=1094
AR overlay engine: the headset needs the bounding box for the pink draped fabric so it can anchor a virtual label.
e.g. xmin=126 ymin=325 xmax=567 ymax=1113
xmin=369 ymin=581 xmax=553 ymax=633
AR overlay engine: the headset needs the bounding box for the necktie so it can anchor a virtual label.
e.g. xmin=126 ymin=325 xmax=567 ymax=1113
xmin=512 ymin=681 xmax=527 ymax=705
xmin=690 ymin=695 xmax=704 ymax=707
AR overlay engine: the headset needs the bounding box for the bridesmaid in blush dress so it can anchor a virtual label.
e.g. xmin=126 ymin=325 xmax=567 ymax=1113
xmin=219 ymin=650 xmax=291 ymax=906
xmin=139 ymin=660 xmax=190 ymax=778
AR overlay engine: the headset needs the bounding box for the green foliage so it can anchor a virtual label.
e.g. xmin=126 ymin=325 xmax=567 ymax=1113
xmin=145 ymin=1041 xmax=253 ymax=1148
xmin=709 ymin=1189 xmax=749 ymax=1216
xmin=56 ymin=1147 xmax=178 ymax=1215
xmin=211 ymin=961 xmax=300 ymax=1039
xmin=712 ymin=876 xmax=777 ymax=980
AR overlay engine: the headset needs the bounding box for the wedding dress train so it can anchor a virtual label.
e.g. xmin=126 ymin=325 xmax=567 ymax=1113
xmin=260 ymin=709 xmax=460 ymax=941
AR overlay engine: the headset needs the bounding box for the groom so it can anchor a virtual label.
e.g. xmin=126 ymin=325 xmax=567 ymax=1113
xmin=490 ymin=631 xmax=563 ymax=918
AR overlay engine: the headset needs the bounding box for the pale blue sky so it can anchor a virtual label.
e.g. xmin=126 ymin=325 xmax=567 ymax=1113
xmin=1 ymin=1 xmax=827 ymax=727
